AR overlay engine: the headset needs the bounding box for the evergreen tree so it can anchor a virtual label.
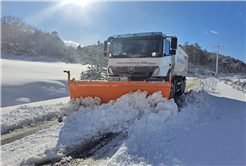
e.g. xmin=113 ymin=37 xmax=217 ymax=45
xmin=80 ymin=43 xmax=108 ymax=80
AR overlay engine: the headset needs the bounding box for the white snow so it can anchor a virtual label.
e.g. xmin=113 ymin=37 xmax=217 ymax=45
xmin=1 ymin=53 xmax=66 ymax=63
xmin=1 ymin=56 xmax=245 ymax=166
xmin=1 ymin=58 xmax=86 ymax=107
xmin=98 ymin=78 xmax=246 ymax=166
xmin=1 ymin=102 xmax=66 ymax=135
xmin=63 ymin=40 xmax=81 ymax=48
xmin=219 ymin=75 xmax=246 ymax=92
xmin=1 ymin=90 xmax=179 ymax=165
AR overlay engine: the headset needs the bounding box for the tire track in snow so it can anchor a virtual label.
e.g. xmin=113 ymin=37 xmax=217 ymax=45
xmin=1 ymin=118 xmax=58 ymax=145
xmin=43 ymin=132 xmax=127 ymax=166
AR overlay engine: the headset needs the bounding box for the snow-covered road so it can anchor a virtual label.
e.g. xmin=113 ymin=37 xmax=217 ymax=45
xmin=1 ymin=58 xmax=245 ymax=166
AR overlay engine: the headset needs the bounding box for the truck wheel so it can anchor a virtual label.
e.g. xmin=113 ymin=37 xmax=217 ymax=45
xmin=177 ymin=79 xmax=185 ymax=95
xmin=169 ymin=82 xmax=175 ymax=99
xmin=182 ymin=79 xmax=186 ymax=93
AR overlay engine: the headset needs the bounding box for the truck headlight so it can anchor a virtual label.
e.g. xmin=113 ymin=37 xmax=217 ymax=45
xmin=152 ymin=52 xmax=158 ymax=57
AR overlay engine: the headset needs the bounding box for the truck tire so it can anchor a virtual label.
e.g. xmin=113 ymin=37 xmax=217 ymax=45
xmin=183 ymin=79 xmax=186 ymax=93
xmin=177 ymin=79 xmax=185 ymax=95
xmin=169 ymin=82 xmax=175 ymax=99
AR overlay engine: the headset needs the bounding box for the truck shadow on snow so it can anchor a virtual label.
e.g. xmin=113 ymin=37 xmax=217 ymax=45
xmin=1 ymin=80 xmax=69 ymax=107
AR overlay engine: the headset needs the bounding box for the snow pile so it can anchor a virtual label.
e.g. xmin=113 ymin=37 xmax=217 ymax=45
xmin=55 ymin=90 xmax=207 ymax=166
xmin=56 ymin=90 xmax=178 ymax=152
xmin=2 ymin=90 xmax=178 ymax=165
xmin=97 ymin=77 xmax=245 ymax=166
xmin=99 ymin=91 xmax=211 ymax=165
xmin=1 ymin=103 xmax=66 ymax=134
xmin=63 ymin=96 xmax=101 ymax=116
xmin=219 ymin=75 xmax=246 ymax=92
xmin=192 ymin=76 xmax=246 ymax=101
xmin=192 ymin=77 xmax=220 ymax=94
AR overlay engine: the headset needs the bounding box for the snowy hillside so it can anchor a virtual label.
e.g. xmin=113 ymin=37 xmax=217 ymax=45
xmin=1 ymin=57 xmax=245 ymax=165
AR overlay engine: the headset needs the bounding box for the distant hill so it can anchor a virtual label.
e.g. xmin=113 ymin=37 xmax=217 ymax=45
xmin=1 ymin=15 xmax=82 ymax=63
xmin=179 ymin=42 xmax=246 ymax=75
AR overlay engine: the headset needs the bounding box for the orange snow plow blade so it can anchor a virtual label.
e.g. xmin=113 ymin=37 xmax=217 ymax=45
xmin=65 ymin=71 xmax=171 ymax=103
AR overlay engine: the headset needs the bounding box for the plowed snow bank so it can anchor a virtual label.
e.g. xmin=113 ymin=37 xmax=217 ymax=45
xmin=2 ymin=90 xmax=177 ymax=165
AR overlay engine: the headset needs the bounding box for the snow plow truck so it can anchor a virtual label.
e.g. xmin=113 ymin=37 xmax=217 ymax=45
xmin=64 ymin=32 xmax=188 ymax=103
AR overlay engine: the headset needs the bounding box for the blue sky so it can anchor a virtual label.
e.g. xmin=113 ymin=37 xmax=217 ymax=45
xmin=1 ymin=1 xmax=245 ymax=62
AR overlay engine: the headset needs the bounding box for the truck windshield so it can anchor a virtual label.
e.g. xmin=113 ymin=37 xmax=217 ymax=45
xmin=110 ymin=38 xmax=162 ymax=58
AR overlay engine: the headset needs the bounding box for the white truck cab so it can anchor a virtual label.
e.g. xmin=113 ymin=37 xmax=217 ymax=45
xmin=104 ymin=32 xmax=188 ymax=97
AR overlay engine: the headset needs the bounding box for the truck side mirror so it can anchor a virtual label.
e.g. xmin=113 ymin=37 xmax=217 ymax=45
xmin=170 ymin=50 xmax=176 ymax=55
xmin=171 ymin=37 xmax=177 ymax=50
xmin=104 ymin=41 xmax=107 ymax=57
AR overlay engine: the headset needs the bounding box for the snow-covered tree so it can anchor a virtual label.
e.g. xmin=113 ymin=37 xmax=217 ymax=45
xmin=80 ymin=43 xmax=108 ymax=80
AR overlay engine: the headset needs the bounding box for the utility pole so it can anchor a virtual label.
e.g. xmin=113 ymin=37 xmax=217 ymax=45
xmin=213 ymin=45 xmax=224 ymax=76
